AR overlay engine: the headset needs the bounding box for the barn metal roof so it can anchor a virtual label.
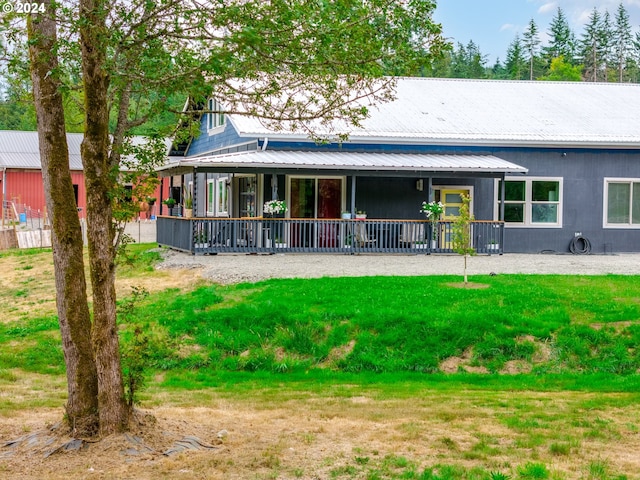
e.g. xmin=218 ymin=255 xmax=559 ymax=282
xmin=0 ymin=131 xmax=85 ymax=170
xmin=229 ymin=78 xmax=640 ymax=148
xmin=160 ymin=150 xmax=527 ymax=174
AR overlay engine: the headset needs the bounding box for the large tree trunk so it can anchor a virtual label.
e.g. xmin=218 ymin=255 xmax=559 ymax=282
xmin=80 ymin=0 xmax=129 ymax=434
xmin=27 ymin=0 xmax=99 ymax=436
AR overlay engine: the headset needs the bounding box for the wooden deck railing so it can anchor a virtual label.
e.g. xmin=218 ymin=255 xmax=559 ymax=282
xmin=157 ymin=217 xmax=504 ymax=255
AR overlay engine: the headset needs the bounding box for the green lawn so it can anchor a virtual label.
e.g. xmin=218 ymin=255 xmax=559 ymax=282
xmin=2 ymin=247 xmax=640 ymax=479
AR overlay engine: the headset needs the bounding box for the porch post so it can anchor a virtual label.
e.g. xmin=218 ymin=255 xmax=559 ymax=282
xmin=160 ymin=177 xmax=164 ymax=216
xmin=427 ymin=177 xmax=433 ymax=202
xmin=193 ymin=168 xmax=198 ymax=216
xmin=499 ymin=173 xmax=506 ymax=221
xmin=169 ymin=176 xmax=174 ymax=216
xmin=350 ymin=175 xmax=356 ymax=215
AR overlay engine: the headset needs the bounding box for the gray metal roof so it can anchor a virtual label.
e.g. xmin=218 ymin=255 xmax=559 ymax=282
xmin=229 ymin=78 xmax=640 ymax=148
xmin=0 ymin=131 xmax=85 ymax=170
xmin=161 ymin=150 xmax=527 ymax=174
xmin=0 ymin=130 xmax=167 ymax=170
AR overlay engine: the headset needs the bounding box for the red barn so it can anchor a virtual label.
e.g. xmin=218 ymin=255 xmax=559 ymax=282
xmin=0 ymin=130 xmax=167 ymax=225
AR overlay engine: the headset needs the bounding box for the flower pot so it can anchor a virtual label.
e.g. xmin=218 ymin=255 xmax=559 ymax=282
xmin=431 ymin=240 xmax=437 ymax=249
xmin=487 ymin=244 xmax=500 ymax=251
xmin=184 ymin=208 xmax=193 ymax=218
xmin=355 ymin=214 xmax=367 ymax=220
xmin=341 ymin=212 xmax=352 ymax=219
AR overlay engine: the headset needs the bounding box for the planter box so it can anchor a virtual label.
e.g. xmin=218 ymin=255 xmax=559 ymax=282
xmin=355 ymin=214 xmax=367 ymax=220
xmin=486 ymin=244 xmax=500 ymax=251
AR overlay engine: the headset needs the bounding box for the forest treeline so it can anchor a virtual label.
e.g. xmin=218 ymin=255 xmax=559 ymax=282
xmin=1 ymin=4 xmax=639 ymax=132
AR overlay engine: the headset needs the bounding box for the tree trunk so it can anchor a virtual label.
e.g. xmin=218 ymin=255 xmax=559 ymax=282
xmin=80 ymin=0 xmax=129 ymax=434
xmin=27 ymin=0 xmax=99 ymax=436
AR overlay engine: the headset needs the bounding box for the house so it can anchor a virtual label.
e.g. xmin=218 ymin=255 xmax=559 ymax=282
xmin=157 ymin=77 xmax=640 ymax=255
xmin=0 ymin=130 xmax=166 ymax=226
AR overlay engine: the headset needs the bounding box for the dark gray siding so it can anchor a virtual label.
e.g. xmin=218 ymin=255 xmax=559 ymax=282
xmin=495 ymin=148 xmax=640 ymax=254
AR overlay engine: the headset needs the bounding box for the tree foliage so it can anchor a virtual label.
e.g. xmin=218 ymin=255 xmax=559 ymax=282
xmin=4 ymin=0 xmax=446 ymax=436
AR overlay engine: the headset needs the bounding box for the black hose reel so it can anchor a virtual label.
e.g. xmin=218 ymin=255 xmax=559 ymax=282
xmin=569 ymin=235 xmax=591 ymax=255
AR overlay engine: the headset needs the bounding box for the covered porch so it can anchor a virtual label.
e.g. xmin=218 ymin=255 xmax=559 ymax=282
xmin=157 ymin=150 xmax=526 ymax=255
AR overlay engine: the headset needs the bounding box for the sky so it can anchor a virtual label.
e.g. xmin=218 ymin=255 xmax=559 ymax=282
xmin=433 ymin=0 xmax=640 ymax=64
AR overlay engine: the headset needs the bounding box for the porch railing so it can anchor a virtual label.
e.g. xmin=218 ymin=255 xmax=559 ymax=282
xmin=157 ymin=217 xmax=504 ymax=255
xmin=156 ymin=216 xmax=504 ymax=254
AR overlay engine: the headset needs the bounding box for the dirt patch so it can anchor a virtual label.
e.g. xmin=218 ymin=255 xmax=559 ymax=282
xmin=439 ymin=347 xmax=489 ymax=374
xmin=590 ymin=320 xmax=639 ymax=331
xmin=319 ymin=339 xmax=356 ymax=368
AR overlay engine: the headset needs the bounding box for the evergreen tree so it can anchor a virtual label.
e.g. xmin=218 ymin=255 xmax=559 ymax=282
xmin=613 ymin=2 xmax=634 ymax=82
xmin=522 ymin=18 xmax=541 ymax=80
xmin=450 ymin=41 xmax=487 ymax=78
xmin=505 ymin=35 xmax=527 ymax=80
xmin=580 ymin=8 xmax=605 ymax=81
xmin=542 ymin=7 xmax=576 ymax=66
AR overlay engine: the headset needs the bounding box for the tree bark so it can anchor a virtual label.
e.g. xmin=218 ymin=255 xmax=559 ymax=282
xmin=80 ymin=0 xmax=129 ymax=434
xmin=27 ymin=0 xmax=99 ymax=436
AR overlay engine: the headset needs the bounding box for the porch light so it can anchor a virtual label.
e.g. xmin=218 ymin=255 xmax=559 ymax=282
xmin=416 ymin=179 xmax=424 ymax=191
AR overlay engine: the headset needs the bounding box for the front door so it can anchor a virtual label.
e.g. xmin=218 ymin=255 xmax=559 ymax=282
xmin=289 ymin=177 xmax=343 ymax=248
xmin=440 ymin=188 xmax=471 ymax=249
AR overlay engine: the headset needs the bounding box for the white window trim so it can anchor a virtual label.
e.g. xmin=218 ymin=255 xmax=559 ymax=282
xmin=206 ymin=179 xmax=216 ymax=216
xmin=206 ymin=98 xmax=225 ymax=133
xmin=217 ymin=177 xmax=229 ymax=217
xmin=494 ymin=177 xmax=563 ymax=228
xmin=603 ymin=177 xmax=640 ymax=229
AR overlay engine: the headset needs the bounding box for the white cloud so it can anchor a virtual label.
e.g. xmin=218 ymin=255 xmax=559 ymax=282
xmin=500 ymin=23 xmax=519 ymax=32
xmin=538 ymin=2 xmax=557 ymax=14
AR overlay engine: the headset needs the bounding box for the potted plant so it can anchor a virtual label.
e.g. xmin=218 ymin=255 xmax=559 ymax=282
xmin=183 ymin=188 xmax=193 ymax=218
xmin=163 ymin=197 xmax=176 ymax=212
xmin=146 ymin=196 xmax=156 ymax=206
xmin=263 ymin=199 xmax=287 ymax=217
xmin=355 ymin=210 xmax=367 ymax=220
xmin=341 ymin=211 xmax=352 ymax=219
xmin=420 ymin=200 xmax=444 ymax=248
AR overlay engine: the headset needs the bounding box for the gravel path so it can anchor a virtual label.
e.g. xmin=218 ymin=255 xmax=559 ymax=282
xmin=157 ymin=250 xmax=640 ymax=284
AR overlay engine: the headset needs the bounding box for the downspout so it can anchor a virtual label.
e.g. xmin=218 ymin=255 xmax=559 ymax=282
xmin=261 ymin=137 xmax=269 ymax=151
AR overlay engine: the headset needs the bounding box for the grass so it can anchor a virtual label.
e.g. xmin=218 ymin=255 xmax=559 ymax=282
xmin=1 ymin=246 xmax=640 ymax=478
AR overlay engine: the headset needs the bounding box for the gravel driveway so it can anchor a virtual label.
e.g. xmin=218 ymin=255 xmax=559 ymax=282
xmin=157 ymin=250 xmax=640 ymax=284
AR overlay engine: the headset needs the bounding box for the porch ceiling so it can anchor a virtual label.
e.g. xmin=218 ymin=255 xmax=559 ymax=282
xmin=159 ymin=150 xmax=527 ymax=175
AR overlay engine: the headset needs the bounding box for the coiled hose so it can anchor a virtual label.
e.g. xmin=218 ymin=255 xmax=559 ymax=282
xmin=569 ymin=236 xmax=591 ymax=254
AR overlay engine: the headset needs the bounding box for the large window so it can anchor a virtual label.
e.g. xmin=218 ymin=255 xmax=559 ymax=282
xmin=207 ymin=98 xmax=225 ymax=131
xmin=604 ymin=179 xmax=640 ymax=227
xmin=496 ymin=177 xmax=562 ymax=227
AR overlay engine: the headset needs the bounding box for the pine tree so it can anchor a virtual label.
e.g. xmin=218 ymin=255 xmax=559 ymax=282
xmin=580 ymin=8 xmax=605 ymax=81
xmin=542 ymin=7 xmax=576 ymax=66
xmin=505 ymin=35 xmax=527 ymax=80
xmin=522 ymin=18 xmax=541 ymax=80
xmin=613 ymin=2 xmax=634 ymax=82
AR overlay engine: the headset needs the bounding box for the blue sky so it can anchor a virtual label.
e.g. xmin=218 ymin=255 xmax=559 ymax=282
xmin=433 ymin=0 xmax=640 ymax=64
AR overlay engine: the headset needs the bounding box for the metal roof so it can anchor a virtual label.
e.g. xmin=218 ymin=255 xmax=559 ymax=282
xmin=0 ymin=131 xmax=85 ymax=170
xmin=0 ymin=130 xmax=168 ymax=170
xmin=229 ymin=78 xmax=640 ymax=148
xmin=161 ymin=150 xmax=527 ymax=174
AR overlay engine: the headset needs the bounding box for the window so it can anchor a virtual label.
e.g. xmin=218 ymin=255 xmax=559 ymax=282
xmin=496 ymin=177 xmax=562 ymax=227
xmin=207 ymin=98 xmax=225 ymax=131
xmin=206 ymin=177 xmax=229 ymax=217
xmin=217 ymin=177 xmax=228 ymax=216
xmin=604 ymin=179 xmax=640 ymax=227
xmin=206 ymin=180 xmax=215 ymax=216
